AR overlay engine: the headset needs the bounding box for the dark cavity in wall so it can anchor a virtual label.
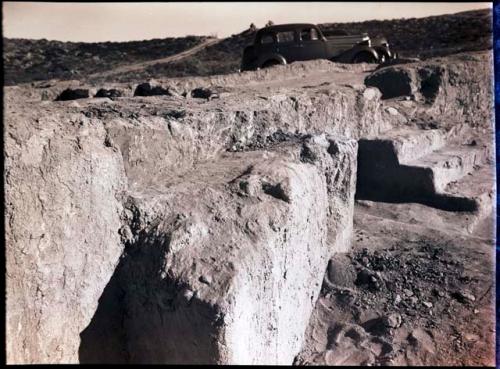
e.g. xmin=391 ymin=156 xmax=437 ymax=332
xmin=354 ymin=138 xmax=478 ymax=212
xmin=79 ymin=225 xmax=223 ymax=364
xmin=418 ymin=66 xmax=444 ymax=104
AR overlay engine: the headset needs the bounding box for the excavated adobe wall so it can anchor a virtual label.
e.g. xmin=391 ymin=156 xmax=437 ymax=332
xmin=5 ymin=112 xmax=127 ymax=363
xmin=5 ymin=79 xmax=366 ymax=364
xmin=365 ymin=51 xmax=493 ymax=128
xmin=79 ymin=137 xmax=357 ymax=364
xmin=101 ymin=85 xmax=384 ymax=191
xmin=5 ymin=52 xmax=492 ymax=364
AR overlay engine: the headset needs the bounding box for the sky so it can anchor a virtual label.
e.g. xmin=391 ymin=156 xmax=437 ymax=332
xmin=3 ymin=2 xmax=492 ymax=42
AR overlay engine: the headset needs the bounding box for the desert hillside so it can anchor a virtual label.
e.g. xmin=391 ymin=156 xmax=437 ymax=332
xmin=3 ymin=9 xmax=492 ymax=85
xmin=3 ymin=35 xmax=208 ymax=85
xmin=320 ymin=8 xmax=492 ymax=58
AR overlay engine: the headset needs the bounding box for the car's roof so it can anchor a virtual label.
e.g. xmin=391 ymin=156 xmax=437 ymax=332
xmin=256 ymin=23 xmax=317 ymax=34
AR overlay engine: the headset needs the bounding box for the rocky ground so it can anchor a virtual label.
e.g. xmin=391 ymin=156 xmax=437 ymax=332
xmin=296 ymin=201 xmax=495 ymax=366
xmin=5 ymin=48 xmax=495 ymax=364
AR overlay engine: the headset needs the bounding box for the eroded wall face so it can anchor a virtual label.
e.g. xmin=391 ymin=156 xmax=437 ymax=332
xmin=5 ymin=114 xmax=127 ymax=363
xmin=5 ymin=100 xmax=358 ymax=364
xmin=78 ymin=138 xmax=357 ymax=364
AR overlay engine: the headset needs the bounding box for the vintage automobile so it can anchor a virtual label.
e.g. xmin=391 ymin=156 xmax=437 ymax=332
xmin=241 ymin=23 xmax=396 ymax=71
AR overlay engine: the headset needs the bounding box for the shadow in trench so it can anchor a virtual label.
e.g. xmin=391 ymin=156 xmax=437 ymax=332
xmin=355 ymin=139 xmax=478 ymax=212
xmin=78 ymin=227 xmax=221 ymax=364
xmin=356 ymin=185 xmax=478 ymax=212
xmin=78 ymin=259 xmax=128 ymax=364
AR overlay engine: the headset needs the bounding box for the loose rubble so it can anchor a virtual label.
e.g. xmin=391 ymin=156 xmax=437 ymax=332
xmin=55 ymin=88 xmax=90 ymax=101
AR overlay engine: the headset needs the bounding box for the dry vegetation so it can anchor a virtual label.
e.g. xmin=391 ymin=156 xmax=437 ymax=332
xmin=3 ymin=36 xmax=207 ymax=85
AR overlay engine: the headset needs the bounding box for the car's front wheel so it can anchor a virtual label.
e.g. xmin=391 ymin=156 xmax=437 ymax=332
xmin=352 ymin=52 xmax=378 ymax=64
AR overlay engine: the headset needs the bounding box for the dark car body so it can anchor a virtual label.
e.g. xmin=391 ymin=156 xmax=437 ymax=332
xmin=241 ymin=23 xmax=393 ymax=71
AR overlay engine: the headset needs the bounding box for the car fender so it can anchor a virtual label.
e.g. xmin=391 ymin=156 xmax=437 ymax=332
xmin=257 ymin=53 xmax=287 ymax=68
xmin=333 ymin=46 xmax=379 ymax=63
xmin=352 ymin=46 xmax=380 ymax=61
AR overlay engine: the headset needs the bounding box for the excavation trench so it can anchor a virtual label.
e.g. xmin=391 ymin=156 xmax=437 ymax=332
xmin=354 ymin=138 xmax=479 ymax=212
xmin=79 ymin=229 xmax=223 ymax=364
xmin=6 ymin=52 xmax=493 ymax=364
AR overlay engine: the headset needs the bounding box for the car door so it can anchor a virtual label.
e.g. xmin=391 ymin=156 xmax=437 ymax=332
xmin=297 ymin=27 xmax=327 ymax=61
xmin=274 ymin=30 xmax=301 ymax=63
xmin=257 ymin=32 xmax=279 ymax=57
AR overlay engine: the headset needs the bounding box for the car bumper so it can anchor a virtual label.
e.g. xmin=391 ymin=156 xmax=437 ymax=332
xmin=377 ymin=46 xmax=397 ymax=60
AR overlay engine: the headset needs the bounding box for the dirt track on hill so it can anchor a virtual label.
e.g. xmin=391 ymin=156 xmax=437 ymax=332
xmin=89 ymin=37 xmax=222 ymax=78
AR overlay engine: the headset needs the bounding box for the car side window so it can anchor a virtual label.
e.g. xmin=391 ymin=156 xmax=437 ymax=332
xmin=276 ymin=31 xmax=295 ymax=44
xmin=310 ymin=28 xmax=319 ymax=40
xmin=301 ymin=28 xmax=319 ymax=41
xmin=260 ymin=34 xmax=275 ymax=44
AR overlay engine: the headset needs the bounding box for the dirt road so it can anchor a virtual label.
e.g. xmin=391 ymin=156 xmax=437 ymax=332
xmin=89 ymin=37 xmax=222 ymax=78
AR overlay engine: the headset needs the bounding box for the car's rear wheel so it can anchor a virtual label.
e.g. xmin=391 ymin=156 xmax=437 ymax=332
xmin=261 ymin=60 xmax=281 ymax=69
xmin=352 ymin=52 xmax=377 ymax=64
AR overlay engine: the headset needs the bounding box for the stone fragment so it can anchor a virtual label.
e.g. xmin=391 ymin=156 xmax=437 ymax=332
xmin=383 ymin=313 xmax=402 ymax=328
xmin=326 ymin=255 xmax=356 ymax=289
xmin=464 ymin=333 xmax=480 ymax=342
xmin=355 ymin=269 xmax=382 ymax=291
xmin=199 ymin=275 xmax=212 ymax=285
xmin=451 ymin=290 xmax=476 ymax=303
xmin=394 ymin=294 xmax=402 ymax=305
xmin=134 ymin=82 xmax=171 ymax=96
xmin=403 ymin=288 xmax=414 ymax=297
xmin=55 ymin=88 xmax=89 ymax=101
xmin=191 ymin=87 xmax=214 ymax=99
xmin=408 ymin=328 xmax=436 ymax=354
xmin=386 ymin=107 xmax=399 ymax=115
xmin=95 ymin=88 xmax=123 ymax=98
xmin=363 ymin=87 xmax=380 ymax=100
xmin=409 ymin=296 xmax=419 ymax=305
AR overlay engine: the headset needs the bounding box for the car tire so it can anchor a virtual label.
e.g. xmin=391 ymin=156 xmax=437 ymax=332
xmin=352 ymin=52 xmax=377 ymax=64
xmin=261 ymin=60 xmax=281 ymax=69
xmin=376 ymin=50 xmax=391 ymax=63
